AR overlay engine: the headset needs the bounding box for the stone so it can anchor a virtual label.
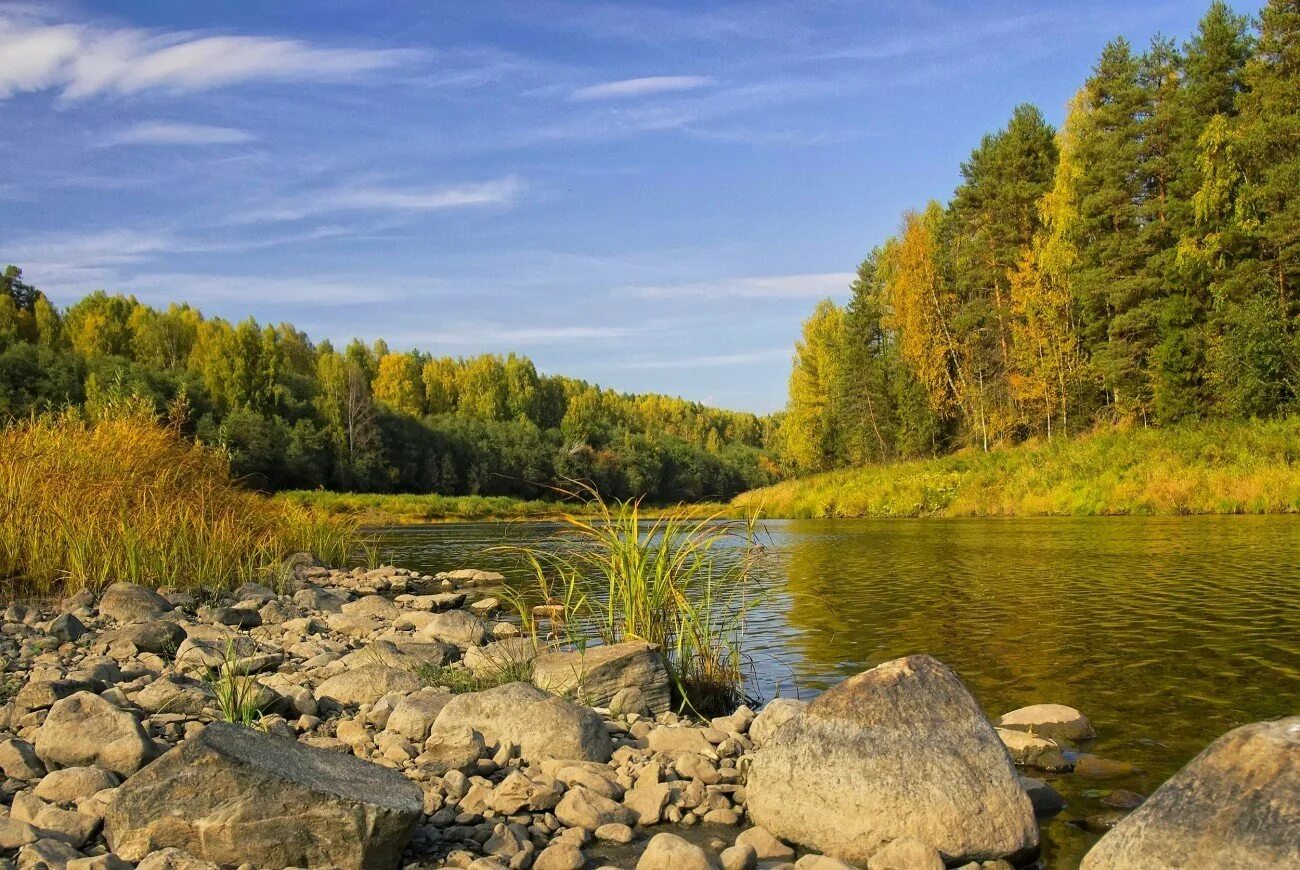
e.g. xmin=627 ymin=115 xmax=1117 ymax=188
xmin=795 ymin=857 xmax=857 ymax=870
xmin=996 ymin=704 xmax=1095 ymax=741
xmin=866 ymin=837 xmax=945 ymax=870
xmin=736 ymin=825 xmax=794 ymax=860
xmin=721 ymin=843 xmax=756 ymax=870
xmin=1073 ymin=754 xmax=1137 ymax=779
xmin=555 ymin=786 xmax=636 ymax=831
xmin=463 ymin=638 xmax=538 ymax=678
xmin=34 ymin=692 xmax=154 ymax=778
xmin=1018 ymin=776 xmax=1065 ymax=815
xmin=532 ymin=642 xmax=671 ymax=713
xmin=104 ymin=620 xmax=186 ymax=656
xmin=99 ymin=583 xmax=174 ymax=622
xmin=135 ymin=676 xmax=214 ymax=716
xmin=0 ymin=816 xmax=41 ymax=850
xmin=746 ymin=655 xmax=1037 ymax=866
xmin=636 ymin=832 xmax=710 ymax=870
xmin=420 ymin=611 xmax=489 ymax=647
xmin=1100 ymin=789 xmax=1145 ymax=810
xmin=104 ymin=722 xmax=423 ymax=868
xmin=419 ymin=726 xmax=485 ymax=776
xmin=387 ymin=688 xmax=454 ymax=742
xmin=133 ymin=848 xmax=220 ymax=870
xmin=341 ymin=639 xmax=458 ymax=671
xmin=646 ymin=726 xmax=715 ymax=757
xmin=172 ymin=626 xmax=259 ymax=672
xmin=67 ymin=857 xmax=133 ymax=870
xmin=995 ymin=728 xmax=1072 ymax=771
xmin=17 ymin=838 xmax=85 ymax=869
xmin=430 ymin=682 xmax=613 ymax=763
xmin=341 ymin=595 xmax=401 ymax=621
xmin=315 ymin=664 xmax=422 ymax=707
xmin=623 ymin=781 xmax=672 ymax=826
xmin=749 ymin=697 xmax=807 ymax=745
xmin=595 ymin=822 xmax=634 ymax=844
xmin=533 ymin=842 xmax=585 ymax=870
xmin=48 ymin=613 xmax=85 ymax=643
xmin=0 ymin=738 xmax=47 ymax=780
xmin=10 ymin=792 xmax=99 ymax=847
xmin=1080 ymin=716 xmax=1300 ymax=869
xmin=35 ymin=767 xmax=120 ymax=804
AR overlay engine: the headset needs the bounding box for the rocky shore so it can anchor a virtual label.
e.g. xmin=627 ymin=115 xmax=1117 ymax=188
xmin=0 ymin=560 xmax=1294 ymax=869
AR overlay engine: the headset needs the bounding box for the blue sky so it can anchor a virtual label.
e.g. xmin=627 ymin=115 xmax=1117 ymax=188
xmin=0 ymin=0 xmax=1259 ymax=412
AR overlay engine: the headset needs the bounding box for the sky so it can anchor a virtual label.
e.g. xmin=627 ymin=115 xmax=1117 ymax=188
xmin=0 ymin=0 xmax=1261 ymax=413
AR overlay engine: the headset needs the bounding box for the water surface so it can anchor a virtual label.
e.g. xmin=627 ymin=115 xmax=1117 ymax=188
xmin=373 ymin=516 xmax=1300 ymax=868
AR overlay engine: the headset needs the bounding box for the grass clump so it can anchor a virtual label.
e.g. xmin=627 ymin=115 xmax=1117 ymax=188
xmin=0 ymin=405 xmax=355 ymax=597
xmin=735 ymin=416 xmax=1300 ymax=518
xmin=503 ymin=483 xmax=765 ymax=717
xmin=414 ymin=658 xmax=536 ymax=694
xmin=203 ymin=639 xmax=268 ymax=727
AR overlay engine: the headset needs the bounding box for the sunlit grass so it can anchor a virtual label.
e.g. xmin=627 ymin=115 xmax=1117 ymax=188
xmin=500 ymin=482 xmax=764 ymax=716
xmin=0 ymin=403 xmax=355 ymax=597
xmin=735 ymin=416 xmax=1300 ymax=518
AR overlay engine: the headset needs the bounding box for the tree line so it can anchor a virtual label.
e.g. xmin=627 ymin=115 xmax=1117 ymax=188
xmin=783 ymin=0 xmax=1298 ymax=471
xmin=0 ymin=269 xmax=779 ymax=501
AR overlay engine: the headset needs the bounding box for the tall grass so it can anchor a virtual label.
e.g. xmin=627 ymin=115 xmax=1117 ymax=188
xmin=0 ymin=405 xmax=355 ymax=597
xmin=502 ymin=483 xmax=764 ymax=716
xmin=735 ymin=416 xmax=1300 ymax=518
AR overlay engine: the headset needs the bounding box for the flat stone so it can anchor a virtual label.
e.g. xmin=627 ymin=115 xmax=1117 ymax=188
xmin=105 ymin=722 xmax=422 ymax=868
xmin=99 ymin=583 xmax=173 ymax=622
xmin=430 ymin=682 xmax=612 ymax=763
xmin=532 ymin=641 xmax=671 ymax=713
xmin=996 ymin=704 xmax=1095 ymax=741
xmin=315 ymin=664 xmax=422 ymax=707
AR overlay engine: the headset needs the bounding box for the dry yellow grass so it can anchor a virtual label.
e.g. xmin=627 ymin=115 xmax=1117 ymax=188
xmin=0 ymin=407 xmax=354 ymax=597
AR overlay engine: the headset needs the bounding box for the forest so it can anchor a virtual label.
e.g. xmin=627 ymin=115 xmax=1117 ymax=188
xmin=781 ymin=0 xmax=1299 ymax=472
xmin=0 ymin=268 xmax=778 ymax=502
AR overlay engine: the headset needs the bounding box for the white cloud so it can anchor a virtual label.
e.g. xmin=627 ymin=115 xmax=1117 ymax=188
xmin=107 ymin=121 xmax=255 ymax=146
xmin=611 ymin=348 xmax=790 ymax=369
xmin=0 ymin=16 xmax=414 ymax=99
xmin=570 ymin=75 xmax=714 ymax=101
xmin=240 ymin=176 xmax=525 ymax=222
xmin=626 ymin=272 xmax=855 ymax=300
xmin=378 ymin=323 xmax=644 ymax=346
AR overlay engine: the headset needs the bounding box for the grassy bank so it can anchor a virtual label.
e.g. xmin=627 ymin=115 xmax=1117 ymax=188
xmin=278 ymin=489 xmax=730 ymax=525
xmin=0 ymin=408 xmax=355 ymax=597
xmin=734 ymin=416 xmax=1300 ymax=518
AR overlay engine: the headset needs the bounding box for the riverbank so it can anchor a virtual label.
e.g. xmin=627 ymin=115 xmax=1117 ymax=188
xmin=0 ymin=560 xmax=1290 ymax=869
xmin=277 ymin=490 xmax=731 ymax=525
xmin=734 ymin=416 xmax=1300 ymax=518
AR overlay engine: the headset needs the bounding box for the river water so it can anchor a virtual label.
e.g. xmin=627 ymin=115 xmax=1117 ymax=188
xmin=372 ymin=516 xmax=1300 ymax=868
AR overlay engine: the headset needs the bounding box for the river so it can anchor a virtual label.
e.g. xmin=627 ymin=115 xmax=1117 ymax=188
xmin=371 ymin=515 xmax=1300 ymax=868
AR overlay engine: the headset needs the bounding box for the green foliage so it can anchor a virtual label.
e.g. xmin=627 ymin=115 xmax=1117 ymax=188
xmin=782 ymin=1 xmax=1300 ymax=473
xmin=204 ymin=638 xmax=269 ymax=726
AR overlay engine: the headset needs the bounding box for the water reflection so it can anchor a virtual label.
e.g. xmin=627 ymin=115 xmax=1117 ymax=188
xmin=373 ymin=515 xmax=1300 ymax=868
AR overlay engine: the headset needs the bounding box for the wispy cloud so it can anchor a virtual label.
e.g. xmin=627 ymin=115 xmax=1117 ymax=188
xmin=0 ymin=15 xmax=415 ymax=100
xmin=570 ymin=75 xmax=714 ymax=101
xmin=625 ymin=272 xmax=854 ymax=300
xmin=611 ymin=348 xmax=790 ymax=369
xmin=360 ymin=323 xmax=646 ymax=348
xmin=107 ymin=121 xmax=255 ymax=146
xmin=240 ymin=176 xmax=526 ymax=223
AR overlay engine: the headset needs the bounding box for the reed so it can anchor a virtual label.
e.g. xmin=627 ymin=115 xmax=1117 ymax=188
xmin=501 ymin=482 xmax=764 ymax=716
xmin=0 ymin=404 xmax=355 ymax=598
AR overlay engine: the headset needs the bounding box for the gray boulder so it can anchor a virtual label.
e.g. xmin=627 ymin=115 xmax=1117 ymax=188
xmin=1081 ymin=716 xmax=1299 ymax=869
xmin=105 ymin=722 xmax=422 ymax=868
xmin=34 ymin=692 xmax=155 ymax=778
xmin=532 ymin=641 xmax=671 ymax=713
xmin=430 ymin=682 xmax=612 ymax=763
xmin=746 ymin=654 xmax=1037 ymax=866
xmin=464 ymin=638 xmax=539 ymax=678
xmin=99 ymin=583 xmax=173 ymax=623
xmin=386 ymin=688 xmax=454 ymax=742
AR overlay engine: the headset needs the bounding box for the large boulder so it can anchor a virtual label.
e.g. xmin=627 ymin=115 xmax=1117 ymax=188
xmin=430 ymin=682 xmax=612 ymax=763
xmin=750 ymin=697 xmax=807 ymax=745
xmin=532 ymin=641 xmax=671 ymax=713
xmin=99 ymin=583 xmax=173 ymax=623
xmin=1081 ymin=716 xmax=1299 ymax=869
xmin=34 ymin=692 xmax=155 ymax=778
xmin=105 ymin=722 xmax=422 ymax=868
xmin=746 ymin=654 xmax=1037 ymax=866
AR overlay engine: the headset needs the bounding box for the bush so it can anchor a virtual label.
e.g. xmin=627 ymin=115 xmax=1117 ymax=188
xmin=0 ymin=405 xmax=354 ymax=596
